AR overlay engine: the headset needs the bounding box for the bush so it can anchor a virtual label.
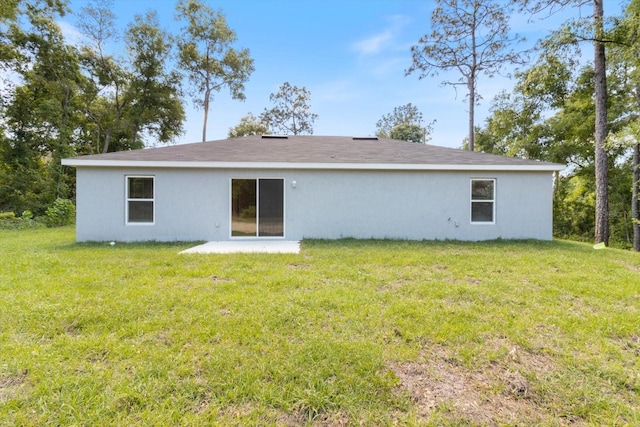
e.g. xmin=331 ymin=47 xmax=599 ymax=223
xmin=240 ymin=205 xmax=256 ymax=219
xmin=44 ymin=198 xmax=76 ymax=227
xmin=0 ymin=211 xmax=43 ymax=230
xmin=0 ymin=212 xmax=18 ymax=229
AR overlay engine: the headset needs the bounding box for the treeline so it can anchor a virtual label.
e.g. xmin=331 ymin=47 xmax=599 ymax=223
xmin=0 ymin=0 xmax=251 ymax=216
xmin=471 ymin=2 xmax=640 ymax=249
xmin=2 ymin=0 xmax=639 ymax=249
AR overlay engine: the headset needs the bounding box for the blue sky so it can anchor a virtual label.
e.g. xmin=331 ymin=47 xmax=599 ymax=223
xmin=59 ymin=0 xmax=625 ymax=148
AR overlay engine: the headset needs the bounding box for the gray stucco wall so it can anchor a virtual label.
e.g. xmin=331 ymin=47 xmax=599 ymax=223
xmin=74 ymin=167 xmax=555 ymax=242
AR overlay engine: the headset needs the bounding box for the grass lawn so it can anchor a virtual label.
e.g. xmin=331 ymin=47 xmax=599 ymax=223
xmin=0 ymin=227 xmax=639 ymax=426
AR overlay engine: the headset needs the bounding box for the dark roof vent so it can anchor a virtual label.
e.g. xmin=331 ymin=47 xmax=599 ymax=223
xmin=262 ymin=135 xmax=288 ymax=139
xmin=353 ymin=137 xmax=379 ymax=141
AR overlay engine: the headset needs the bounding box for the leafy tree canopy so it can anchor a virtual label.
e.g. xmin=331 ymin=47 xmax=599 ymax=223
xmin=260 ymin=82 xmax=318 ymax=135
xmin=175 ymin=0 xmax=254 ymax=142
xmin=407 ymin=0 xmax=524 ymax=151
xmin=375 ymin=103 xmax=434 ymax=143
xmin=228 ymin=113 xmax=269 ymax=138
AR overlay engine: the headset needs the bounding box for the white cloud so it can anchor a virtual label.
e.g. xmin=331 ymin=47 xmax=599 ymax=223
xmin=313 ymin=79 xmax=360 ymax=103
xmin=56 ymin=20 xmax=84 ymax=47
xmin=352 ymin=30 xmax=394 ymax=55
xmin=351 ymin=14 xmax=412 ymax=56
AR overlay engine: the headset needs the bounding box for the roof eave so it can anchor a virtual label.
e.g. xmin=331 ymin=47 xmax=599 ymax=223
xmin=61 ymin=159 xmax=565 ymax=172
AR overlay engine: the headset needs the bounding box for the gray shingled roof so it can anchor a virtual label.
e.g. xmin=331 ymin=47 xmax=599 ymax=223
xmin=62 ymin=135 xmax=564 ymax=170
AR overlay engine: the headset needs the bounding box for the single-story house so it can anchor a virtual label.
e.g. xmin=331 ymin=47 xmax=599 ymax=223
xmin=61 ymin=135 xmax=565 ymax=242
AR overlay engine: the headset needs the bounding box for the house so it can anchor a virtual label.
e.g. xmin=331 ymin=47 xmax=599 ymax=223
xmin=61 ymin=135 xmax=565 ymax=242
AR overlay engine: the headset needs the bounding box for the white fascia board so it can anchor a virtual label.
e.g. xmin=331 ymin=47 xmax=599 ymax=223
xmin=61 ymin=159 xmax=565 ymax=172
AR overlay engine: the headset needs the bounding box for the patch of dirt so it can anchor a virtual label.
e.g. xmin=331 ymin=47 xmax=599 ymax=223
xmin=219 ymin=307 xmax=233 ymax=317
xmin=445 ymin=277 xmax=482 ymax=285
xmin=191 ymin=398 xmax=210 ymax=415
xmin=278 ymin=408 xmax=350 ymax=427
xmin=390 ymin=340 xmax=574 ymax=425
xmin=0 ymin=370 xmax=29 ymax=404
xmin=287 ymin=263 xmax=310 ymax=270
xmin=377 ymin=280 xmax=408 ymax=292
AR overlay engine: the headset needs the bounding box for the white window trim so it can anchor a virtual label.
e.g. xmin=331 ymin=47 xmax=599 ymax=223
xmin=470 ymin=178 xmax=496 ymax=225
xmin=126 ymin=175 xmax=155 ymax=225
xmin=229 ymin=177 xmax=286 ymax=239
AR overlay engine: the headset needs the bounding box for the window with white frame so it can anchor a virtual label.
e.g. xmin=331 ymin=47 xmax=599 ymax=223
xmin=471 ymin=179 xmax=495 ymax=223
xmin=126 ymin=176 xmax=154 ymax=224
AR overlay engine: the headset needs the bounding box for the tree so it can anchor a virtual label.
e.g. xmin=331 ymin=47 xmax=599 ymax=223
xmin=389 ymin=124 xmax=428 ymax=143
xmin=228 ymin=113 xmax=269 ymax=138
xmin=634 ymin=138 xmax=640 ymax=251
xmin=607 ymin=0 xmax=640 ymax=251
xmin=175 ymin=0 xmax=254 ymax=142
xmin=260 ymin=82 xmax=318 ymax=135
xmin=375 ymin=103 xmax=434 ymax=143
xmin=0 ymin=0 xmax=82 ymax=214
xmin=125 ymin=11 xmax=185 ymax=145
xmin=592 ymin=0 xmax=609 ymax=245
xmin=77 ymin=0 xmax=133 ymax=153
xmin=476 ymin=37 xmax=635 ymax=246
xmin=77 ymin=1 xmax=185 ymax=153
xmin=407 ymin=0 xmax=524 ymax=151
xmin=518 ymin=0 xmax=612 ymax=245
xmin=474 ymin=50 xmax=582 ymax=162
xmin=0 ymin=0 xmax=67 ymax=66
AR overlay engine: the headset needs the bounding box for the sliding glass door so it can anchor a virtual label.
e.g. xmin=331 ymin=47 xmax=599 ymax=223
xmin=231 ymin=179 xmax=284 ymax=237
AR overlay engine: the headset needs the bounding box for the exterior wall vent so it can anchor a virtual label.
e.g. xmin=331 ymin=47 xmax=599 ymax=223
xmin=262 ymin=135 xmax=288 ymax=139
xmin=352 ymin=137 xmax=379 ymax=141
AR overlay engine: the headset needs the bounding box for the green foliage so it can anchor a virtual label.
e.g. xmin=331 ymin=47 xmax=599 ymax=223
xmin=77 ymin=1 xmax=185 ymax=153
xmin=1 ymin=0 xmax=187 ymax=216
xmin=0 ymin=211 xmax=18 ymax=229
xmin=239 ymin=205 xmax=256 ymax=219
xmin=1 ymin=229 xmax=640 ymax=424
xmin=476 ymin=31 xmax=637 ymax=248
xmin=553 ymin=173 xmax=595 ymax=241
xmin=260 ymin=82 xmax=318 ymax=135
xmin=375 ymin=103 xmax=434 ymax=143
xmin=0 ymin=153 xmax=57 ymax=216
xmin=176 ymin=0 xmax=254 ymax=142
xmin=124 ymin=11 xmax=186 ymax=145
xmin=44 ymin=198 xmax=75 ymax=227
xmin=389 ymin=123 xmax=426 ymax=143
xmin=0 ymin=210 xmax=42 ymax=230
xmin=228 ymin=113 xmax=269 ymax=138
xmin=408 ymin=0 xmax=524 ymax=150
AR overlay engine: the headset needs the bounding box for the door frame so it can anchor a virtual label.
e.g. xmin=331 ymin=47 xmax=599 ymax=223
xmin=229 ymin=177 xmax=286 ymax=239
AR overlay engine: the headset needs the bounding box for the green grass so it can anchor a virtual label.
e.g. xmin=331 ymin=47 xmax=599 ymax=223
xmin=0 ymin=227 xmax=638 ymax=425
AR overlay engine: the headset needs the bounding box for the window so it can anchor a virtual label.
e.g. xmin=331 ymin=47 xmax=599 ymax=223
xmin=231 ymin=178 xmax=284 ymax=237
xmin=127 ymin=176 xmax=154 ymax=224
xmin=471 ymin=179 xmax=495 ymax=223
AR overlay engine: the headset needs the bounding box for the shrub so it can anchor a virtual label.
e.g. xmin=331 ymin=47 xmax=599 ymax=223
xmin=44 ymin=198 xmax=76 ymax=227
xmin=240 ymin=205 xmax=256 ymax=219
xmin=0 ymin=212 xmax=18 ymax=229
xmin=0 ymin=211 xmax=42 ymax=230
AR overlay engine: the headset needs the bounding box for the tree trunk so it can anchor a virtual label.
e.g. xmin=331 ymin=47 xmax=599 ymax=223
xmin=633 ymin=141 xmax=640 ymax=251
xmin=468 ymin=76 xmax=475 ymax=151
xmin=102 ymin=129 xmax=111 ymax=154
xmin=593 ymin=0 xmax=609 ymax=245
xmin=202 ymin=89 xmax=210 ymax=142
xmin=468 ymin=8 xmax=478 ymax=152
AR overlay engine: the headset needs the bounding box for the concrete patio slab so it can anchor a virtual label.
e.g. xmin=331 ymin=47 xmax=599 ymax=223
xmin=180 ymin=240 xmax=300 ymax=254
